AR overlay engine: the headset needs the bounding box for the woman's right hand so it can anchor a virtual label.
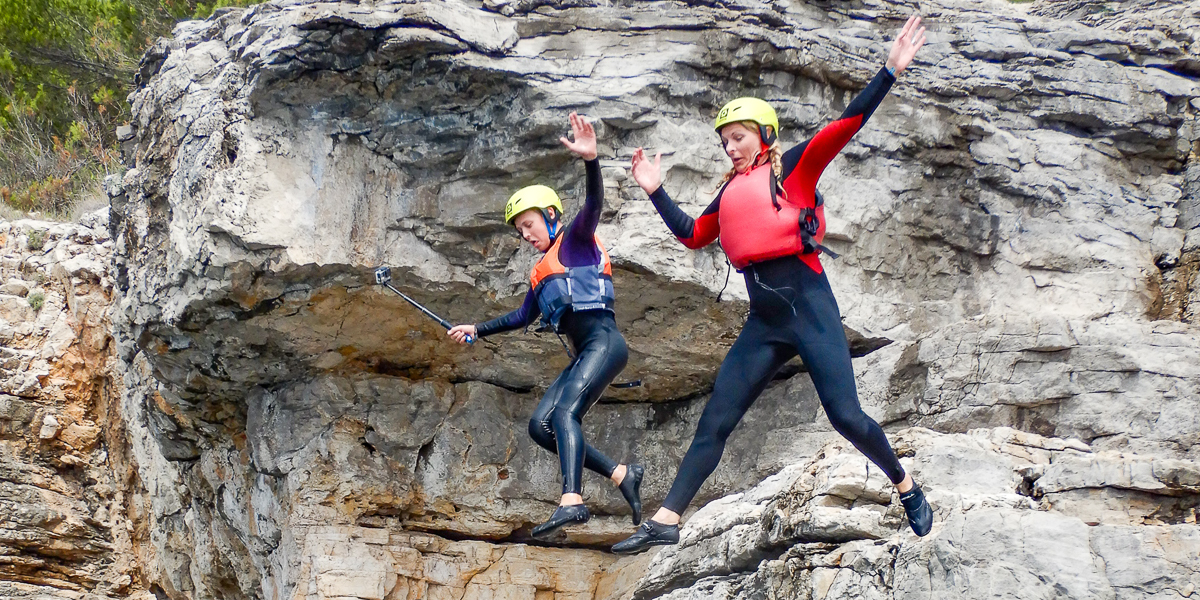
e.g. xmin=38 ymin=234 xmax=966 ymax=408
xmin=448 ymin=324 xmax=477 ymax=344
xmin=560 ymin=111 xmax=598 ymax=161
xmin=630 ymin=147 xmax=662 ymax=195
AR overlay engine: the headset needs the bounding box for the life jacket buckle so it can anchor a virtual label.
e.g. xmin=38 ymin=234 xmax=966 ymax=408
xmin=798 ymin=208 xmax=839 ymax=259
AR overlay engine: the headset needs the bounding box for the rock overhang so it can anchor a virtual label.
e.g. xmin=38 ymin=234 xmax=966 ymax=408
xmin=117 ymin=1 xmax=925 ymax=407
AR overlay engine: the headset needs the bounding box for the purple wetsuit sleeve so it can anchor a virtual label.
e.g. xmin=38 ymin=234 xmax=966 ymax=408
xmin=559 ymin=158 xmax=603 ymax=268
xmin=475 ymin=289 xmax=540 ymax=337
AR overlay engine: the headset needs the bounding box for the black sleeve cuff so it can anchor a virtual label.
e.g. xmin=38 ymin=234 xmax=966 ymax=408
xmin=648 ymin=185 xmax=697 ymax=240
xmin=475 ymin=317 xmax=509 ymax=338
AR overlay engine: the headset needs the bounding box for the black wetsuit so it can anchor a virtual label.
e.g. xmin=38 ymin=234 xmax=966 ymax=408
xmin=648 ymin=67 xmax=907 ymax=514
xmin=476 ymin=159 xmax=628 ymax=495
xmin=528 ymin=311 xmax=627 ymax=494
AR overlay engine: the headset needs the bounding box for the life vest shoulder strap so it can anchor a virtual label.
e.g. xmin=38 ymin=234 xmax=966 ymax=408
xmin=530 ymin=235 xmax=611 ymax=289
xmin=530 ymin=236 xmax=565 ymax=290
xmin=595 ymin=237 xmax=613 ymax=277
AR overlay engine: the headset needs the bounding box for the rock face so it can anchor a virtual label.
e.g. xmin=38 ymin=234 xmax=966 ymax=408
xmin=636 ymin=428 xmax=1200 ymax=600
xmin=5 ymin=0 xmax=1195 ymax=598
xmin=0 ymin=214 xmax=150 ymax=599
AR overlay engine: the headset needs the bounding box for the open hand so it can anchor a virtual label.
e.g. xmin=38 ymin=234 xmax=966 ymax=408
xmin=886 ymin=14 xmax=927 ymax=74
xmin=560 ymin=111 xmax=598 ymax=160
xmin=448 ymin=324 xmax=477 ymax=345
xmin=630 ymin=147 xmax=662 ymax=195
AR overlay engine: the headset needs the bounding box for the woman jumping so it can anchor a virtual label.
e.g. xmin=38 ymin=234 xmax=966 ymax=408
xmin=448 ymin=112 xmax=643 ymax=539
xmin=612 ymin=16 xmax=932 ymax=553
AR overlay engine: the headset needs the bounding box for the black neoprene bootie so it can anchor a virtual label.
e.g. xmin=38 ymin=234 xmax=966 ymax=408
xmin=532 ymin=504 xmax=590 ymax=539
xmin=899 ymin=484 xmax=933 ymax=536
xmin=619 ymin=464 xmax=645 ymax=525
xmin=611 ymin=519 xmax=680 ymax=554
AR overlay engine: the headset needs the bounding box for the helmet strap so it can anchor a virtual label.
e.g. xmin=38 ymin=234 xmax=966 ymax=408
xmin=758 ymin=124 xmax=777 ymax=147
xmin=754 ymin=143 xmax=771 ymax=167
xmin=540 ymin=208 xmax=560 ymax=240
xmin=752 ymin=123 xmax=775 ymax=167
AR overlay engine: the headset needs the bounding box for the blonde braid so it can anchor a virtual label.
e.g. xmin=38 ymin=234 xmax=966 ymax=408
xmin=767 ymin=138 xmax=786 ymax=201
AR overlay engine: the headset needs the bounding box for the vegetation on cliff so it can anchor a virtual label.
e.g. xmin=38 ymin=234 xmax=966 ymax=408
xmin=0 ymin=0 xmax=257 ymax=217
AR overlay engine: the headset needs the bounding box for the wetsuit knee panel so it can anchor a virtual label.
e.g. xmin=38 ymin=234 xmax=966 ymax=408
xmin=550 ymin=404 xmax=583 ymax=428
xmin=825 ymin=407 xmax=874 ymax=437
xmin=692 ymin=416 xmax=743 ymax=447
xmin=555 ymin=377 xmax=590 ymax=405
xmin=529 ymin=417 xmax=555 ymax=444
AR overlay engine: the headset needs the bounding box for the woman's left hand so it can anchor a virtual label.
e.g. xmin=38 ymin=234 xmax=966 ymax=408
xmin=560 ymin=111 xmax=598 ymax=160
xmin=886 ymin=14 xmax=927 ymax=75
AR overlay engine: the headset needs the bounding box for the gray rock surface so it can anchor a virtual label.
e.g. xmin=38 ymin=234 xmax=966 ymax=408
xmin=1 ymin=0 xmax=1194 ymax=598
xmin=637 ymin=429 xmax=1200 ymax=599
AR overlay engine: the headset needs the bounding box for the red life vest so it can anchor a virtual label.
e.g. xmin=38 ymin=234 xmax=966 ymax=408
xmin=718 ymin=162 xmax=827 ymax=271
xmin=529 ymin=235 xmax=615 ymax=330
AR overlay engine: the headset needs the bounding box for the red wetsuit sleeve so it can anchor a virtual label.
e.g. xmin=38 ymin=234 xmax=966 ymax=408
xmin=648 ymin=185 xmax=722 ymax=250
xmin=781 ymin=66 xmax=895 ymax=190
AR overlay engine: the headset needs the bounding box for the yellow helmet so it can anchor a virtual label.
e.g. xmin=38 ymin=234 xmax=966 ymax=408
xmin=505 ymin=184 xmax=564 ymax=226
xmin=714 ymin=97 xmax=779 ymax=145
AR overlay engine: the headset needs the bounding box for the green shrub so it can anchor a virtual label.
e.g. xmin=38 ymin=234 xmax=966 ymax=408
xmin=0 ymin=0 xmax=263 ymax=217
xmin=192 ymin=0 xmax=258 ymax=20
xmin=26 ymin=228 xmax=44 ymax=250
xmin=27 ymin=290 xmax=44 ymax=311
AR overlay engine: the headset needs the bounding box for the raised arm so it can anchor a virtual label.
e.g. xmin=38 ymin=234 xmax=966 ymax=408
xmin=781 ymin=15 xmax=926 ymax=189
xmin=558 ymin=112 xmax=606 ymax=265
xmin=632 ymin=148 xmax=721 ymax=250
xmin=560 ymin=158 xmax=603 ymax=260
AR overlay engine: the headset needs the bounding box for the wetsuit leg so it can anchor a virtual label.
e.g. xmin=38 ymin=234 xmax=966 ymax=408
xmin=803 ymin=345 xmax=905 ymax=483
xmin=529 ymin=360 xmax=622 ymax=483
xmin=790 ymin=270 xmax=906 ymax=484
xmin=529 ymin=370 xmax=569 ymax=455
xmin=660 ymin=317 xmax=796 ymax=514
xmin=549 ymin=316 xmax=629 ymax=495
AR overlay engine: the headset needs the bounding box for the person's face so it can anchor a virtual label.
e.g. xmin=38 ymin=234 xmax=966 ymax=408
xmin=719 ymin=121 xmax=767 ymax=173
xmin=513 ymin=207 xmax=555 ymax=252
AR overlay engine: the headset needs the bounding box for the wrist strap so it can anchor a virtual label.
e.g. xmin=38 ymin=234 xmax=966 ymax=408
xmin=886 ymin=65 xmax=897 ymax=77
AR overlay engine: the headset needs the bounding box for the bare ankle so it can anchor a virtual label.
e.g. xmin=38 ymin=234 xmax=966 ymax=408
xmin=611 ymin=464 xmax=627 ymax=486
xmin=651 ymin=508 xmax=680 ymax=526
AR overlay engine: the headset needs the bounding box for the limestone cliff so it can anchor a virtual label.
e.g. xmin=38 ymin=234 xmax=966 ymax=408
xmin=0 ymin=213 xmax=149 ymax=599
xmin=1 ymin=0 xmax=1198 ymax=598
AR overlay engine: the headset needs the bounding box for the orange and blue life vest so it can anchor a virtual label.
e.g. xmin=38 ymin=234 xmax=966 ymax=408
xmin=530 ymin=235 xmax=615 ymax=330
